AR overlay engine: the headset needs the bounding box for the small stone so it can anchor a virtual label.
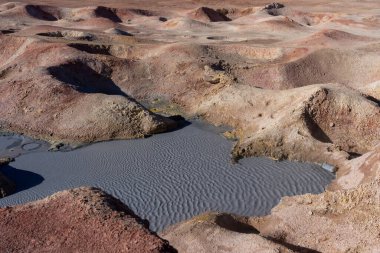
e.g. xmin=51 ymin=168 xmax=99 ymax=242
xmin=330 ymin=122 xmax=335 ymax=127
xmin=264 ymin=2 xmax=285 ymax=10
xmin=321 ymin=163 xmax=336 ymax=173
xmin=0 ymin=157 xmax=15 ymax=165
xmin=204 ymin=75 xmax=220 ymax=84
xmin=49 ymin=142 xmax=64 ymax=151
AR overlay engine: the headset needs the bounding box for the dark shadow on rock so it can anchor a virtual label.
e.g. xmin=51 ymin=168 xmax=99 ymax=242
xmin=265 ymin=236 xmax=321 ymax=253
xmin=347 ymin=151 xmax=362 ymax=160
xmin=365 ymin=94 xmax=380 ymax=107
xmin=165 ymin=115 xmax=191 ymax=132
xmin=109 ymin=29 xmax=133 ymax=36
xmin=1 ymin=165 xmax=44 ymax=194
xmin=303 ymin=112 xmax=332 ymax=143
xmin=47 ymin=61 xmax=128 ymax=96
xmin=1 ymin=29 xmax=17 ymax=35
xmin=264 ymin=3 xmax=285 ymax=16
xmin=141 ymin=115 xmax=190 ymax=139
xmin=215 ymin=214 xmax=259 ymax=234
xmin=68 ymin=43 xmax=111 ymax=55
xmin=25 ymin=5 xmax=58 ymax=21
xmin=130 ymin=9 xmax=154 ymax=17
xmin=94 ymin=6 xmax=122 ymax=23
xmin=36 ymin=31 xmax=64 ymax=38
xmin=199 ymin=7 xmax=231 ymax=22
xmin=210 ymin=60 xmax=231 ymax=72
xmin=207 ymin=36 xmax=228 ymax=41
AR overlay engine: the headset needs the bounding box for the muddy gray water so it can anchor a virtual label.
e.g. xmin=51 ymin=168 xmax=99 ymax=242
xmin=0 ymin=121 xmax=334 ymax=231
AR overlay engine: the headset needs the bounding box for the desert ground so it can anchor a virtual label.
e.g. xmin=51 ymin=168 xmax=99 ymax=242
xmin=0 ymin=0 xmax=379 ymax=252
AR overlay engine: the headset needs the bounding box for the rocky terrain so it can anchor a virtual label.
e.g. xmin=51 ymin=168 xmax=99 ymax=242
xmin=0 ymin=0 xmax=378 ymax=167
xmin=0 ymin=187 xmax=176 ymax=252
xmin=0 ymin=0 xmax=379 ymax=252
xmin=0 ymin=34 xmax=176 ymax=145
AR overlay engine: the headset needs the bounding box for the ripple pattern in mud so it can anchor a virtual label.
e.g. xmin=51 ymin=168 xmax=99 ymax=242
xmin=0 ymin=121 xmax=334 ymax=231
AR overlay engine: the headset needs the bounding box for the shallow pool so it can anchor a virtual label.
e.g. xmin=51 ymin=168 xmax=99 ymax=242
xmin=0 ymin=121 xmax=334 ymax=231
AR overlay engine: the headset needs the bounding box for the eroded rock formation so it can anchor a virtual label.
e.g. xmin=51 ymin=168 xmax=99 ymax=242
xmin=0 ymin=0 xmax=379 ymax=251
xmin=0 ymin=187 xmax=176 ymax=252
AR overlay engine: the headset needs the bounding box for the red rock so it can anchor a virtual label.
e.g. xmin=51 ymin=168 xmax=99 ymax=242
xmin=0 ymin=187 xmax=176 ymax=253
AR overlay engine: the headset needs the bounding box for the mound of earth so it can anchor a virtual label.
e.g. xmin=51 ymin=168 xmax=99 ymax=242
xmin=230 ymin=47 xmax=380 ymax=90
xmin=161 ymin=17 xmax=212 ymax=30
xmin=160 ymin=212 xmax=294 ymax=253
xmin=0 ymin=36 xmax=176 ymax=145
xmin=192 ymin=83 xmax=380 ymax=170
xmin=0 ymin=187 xmax=176 ymax=252
xmin=188 ymin=7 xmax=231 ymax=22
xmin=0 ymin=157 xmax=15 ymax=198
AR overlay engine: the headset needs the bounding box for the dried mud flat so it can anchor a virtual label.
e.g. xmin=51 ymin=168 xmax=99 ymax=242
xmin=0 ymin=0 xmax=379 ymax=252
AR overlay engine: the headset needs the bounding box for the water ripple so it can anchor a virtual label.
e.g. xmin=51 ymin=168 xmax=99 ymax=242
xmin=0 ymin=121 xmax=334 ymax=231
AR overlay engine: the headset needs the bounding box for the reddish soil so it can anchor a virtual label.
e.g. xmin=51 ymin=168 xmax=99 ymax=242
xmin=0 ymin=187 xmax=176 ymax=252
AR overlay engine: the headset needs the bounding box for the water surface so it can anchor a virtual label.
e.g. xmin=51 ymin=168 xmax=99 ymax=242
xmin=0 ymin=121 xmax=334 ymax=231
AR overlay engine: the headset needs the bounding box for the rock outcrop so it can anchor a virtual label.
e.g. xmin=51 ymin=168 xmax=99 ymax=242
xmin=192 ymin=84 xmax=380 ymax=171
xmin=250 ymin=177 xmax=380 ymax=253
xmin=188 ymin=7 xmax=231 ymax=22
xmin=0 ymin=36 xmax=176 ymax=145
xmin=0 ymin=187 xmax=176 ymax=252
xmin=161 ymin=212 xmax=294 ymax=253
xmin=264 ymin=3 xmax=285 ymax=10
